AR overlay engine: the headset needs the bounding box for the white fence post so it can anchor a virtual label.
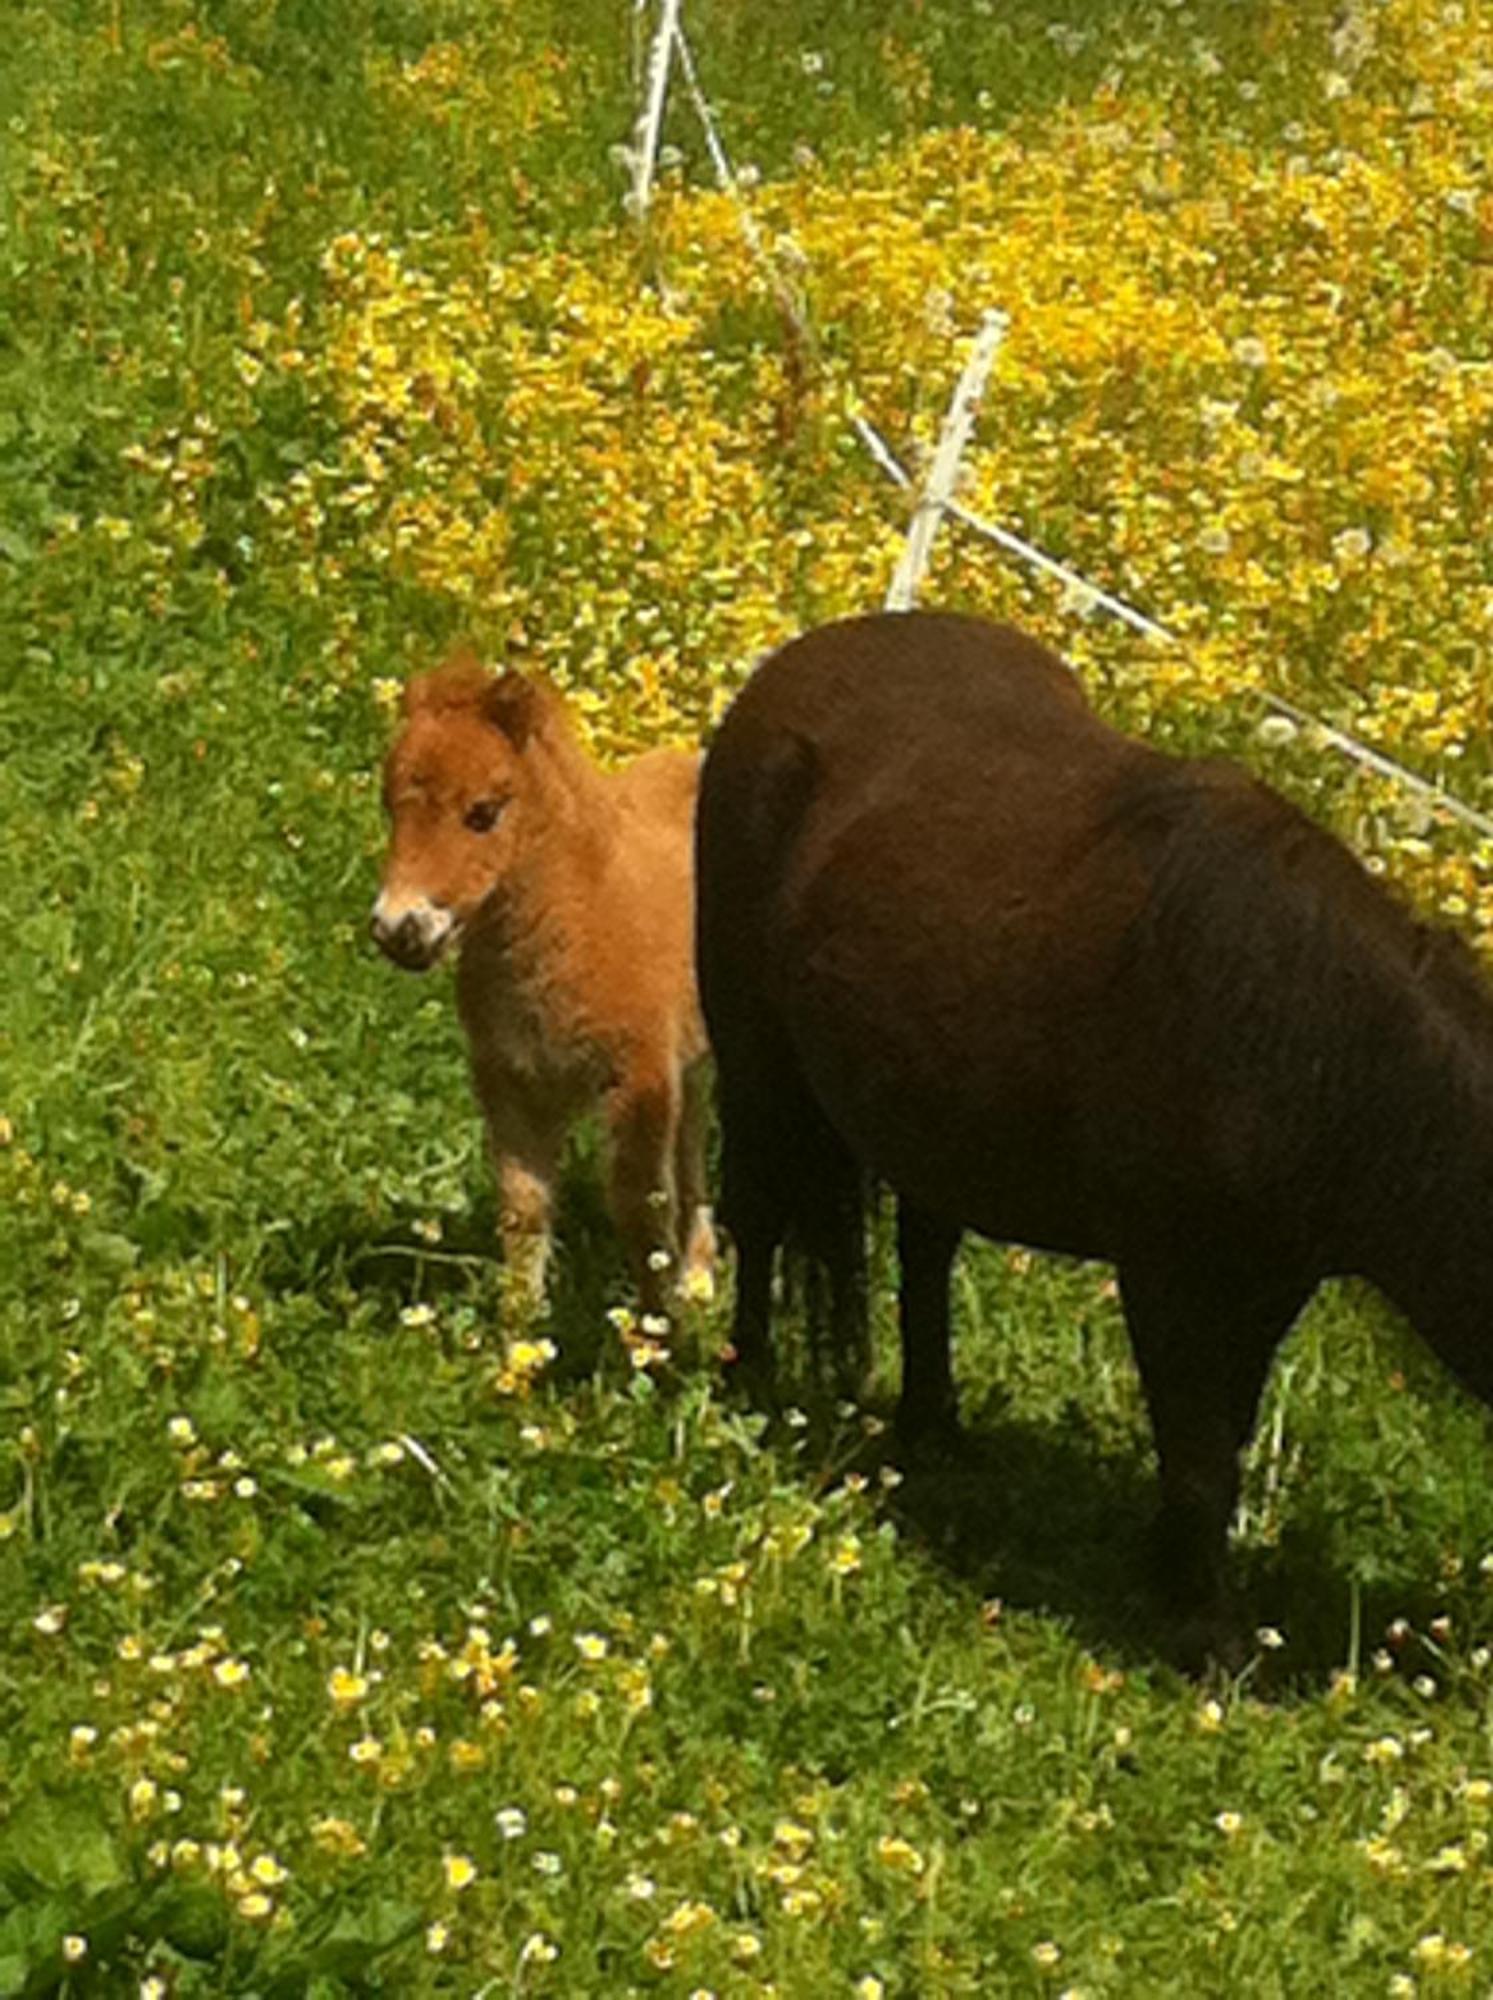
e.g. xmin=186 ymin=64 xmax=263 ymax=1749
xmin=885 ymin=310 xmax=1006 ymax=613
xmin=630 ymin=0 xmax=682 ymax=224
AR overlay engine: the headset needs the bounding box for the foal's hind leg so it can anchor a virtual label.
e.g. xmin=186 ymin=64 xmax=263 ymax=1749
xmin=895 ymin=1202 xmax=962 ymax=1445
xmin=605 ymin=1069 xmax=682 ymax=1321
xmin=1118 ymin=1255 xmax=1311 ymax=1667
xmin=674 ymin=1056 xmax=717 ymax=1304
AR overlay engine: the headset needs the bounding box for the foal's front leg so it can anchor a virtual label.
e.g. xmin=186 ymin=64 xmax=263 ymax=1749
xmin=474 ymin=1072 xmax=564 ymax=1315
xmin=495 ymin=1152 xmax=557 ymax=1308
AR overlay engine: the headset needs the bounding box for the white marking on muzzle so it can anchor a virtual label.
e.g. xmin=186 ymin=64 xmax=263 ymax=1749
xmin=370 ymin=892 xmax=456 ymax=966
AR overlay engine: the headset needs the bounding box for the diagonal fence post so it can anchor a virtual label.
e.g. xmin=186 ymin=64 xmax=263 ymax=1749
xmin=885 ymin=310 xmax=1007 ymax=612
xmin=858 ymin=409 xmax=1493 ymax=837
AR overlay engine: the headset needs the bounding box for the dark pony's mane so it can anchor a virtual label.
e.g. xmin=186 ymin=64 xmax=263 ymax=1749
xmin=1100 ymin=758 xmax=1493 ymax=1111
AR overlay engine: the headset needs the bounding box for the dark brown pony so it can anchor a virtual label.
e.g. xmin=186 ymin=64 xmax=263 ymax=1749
xmin=696 ymin=610 xmax=1493 ymax=1655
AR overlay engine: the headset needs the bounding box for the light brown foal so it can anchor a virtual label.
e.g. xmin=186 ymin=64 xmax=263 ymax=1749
xmin=372 ymin=651 xmax=714 ymax=1317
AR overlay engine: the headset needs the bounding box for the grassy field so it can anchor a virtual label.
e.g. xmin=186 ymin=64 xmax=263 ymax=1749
xmin=5 ymin=0 xmax=1493 ymax=1991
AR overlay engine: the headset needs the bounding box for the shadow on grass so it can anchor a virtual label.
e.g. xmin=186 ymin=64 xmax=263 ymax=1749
xmin=247 ymin=1143 xmax=635 ymax=1376
xmin=847 ymin=1399 xmax=1170 ymax=1669
xmin=785 ymin=1389 xmax=1476 ymax=1690
xmin=252 ymin=1187 xmax=1473 ymax=1689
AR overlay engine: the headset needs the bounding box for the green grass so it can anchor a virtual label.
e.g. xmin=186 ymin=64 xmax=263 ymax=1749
xmin=6 ymin=0 xmax=1493 ymax=1992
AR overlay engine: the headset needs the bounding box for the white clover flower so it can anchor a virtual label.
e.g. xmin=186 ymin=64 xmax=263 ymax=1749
xmin=1256 ymin=715 xmax=1299 ymax=749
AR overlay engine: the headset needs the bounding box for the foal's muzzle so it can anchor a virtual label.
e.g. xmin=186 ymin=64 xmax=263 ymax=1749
xmin=370 ymin=894 xmax=455 ymax=971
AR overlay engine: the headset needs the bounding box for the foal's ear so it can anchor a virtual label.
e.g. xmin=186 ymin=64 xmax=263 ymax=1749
xmin=404 ymin=644 xmax=488 ymax=716
xmin=481 ymin=671 xmax=545 ymax=750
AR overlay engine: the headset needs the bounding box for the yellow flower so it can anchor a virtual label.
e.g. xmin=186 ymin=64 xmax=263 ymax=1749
xmin=443 ymin=1852 xmax=478 ymax=1891
xmin=781 ymin=1886 xmax=823 ymax=1919
xmin=1360 ymin=1835 xmax=1403 ymax=1875
xmin=1214 ymin=1811 xmax=1244 ymax=1838
xmin=61 ymin=1936 xmax=87 ymax=1964
xmin=1428 ymin=1844 xmax=1469 ymax=1875
xmin=875 ymin=1834 xmax=925 ymax=1875
xmin=663 ymin=1899 xmax=716 ymax=1938
xmin=213 ymin=1658 xmax=251 ymax=1689
xmin=327 ymin=1666 xmax=369 ymax=1707
xmin=619 ymin=1665 xmax=653 ymax=1713
xmin=311 ymin=1816 xmax=368 ymax=1857
xmin=574 ymin=1632 xmax=608 ymax=1662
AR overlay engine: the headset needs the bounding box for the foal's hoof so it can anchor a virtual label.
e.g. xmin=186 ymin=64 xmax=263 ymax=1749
xmin=679 ymin=1264 xmax=717 ymax=1306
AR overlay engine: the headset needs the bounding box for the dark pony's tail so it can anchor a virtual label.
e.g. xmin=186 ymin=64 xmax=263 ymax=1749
xmin=697 ymin=723 xmax=871 ymax=1394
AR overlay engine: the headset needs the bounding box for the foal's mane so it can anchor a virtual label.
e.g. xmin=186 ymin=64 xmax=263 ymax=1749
xmin=404 ymin=648 xmax=580 ymax=759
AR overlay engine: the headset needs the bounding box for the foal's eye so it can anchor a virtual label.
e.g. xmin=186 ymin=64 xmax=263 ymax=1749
xmin=464 ymin=798 xmax=504 ymax=834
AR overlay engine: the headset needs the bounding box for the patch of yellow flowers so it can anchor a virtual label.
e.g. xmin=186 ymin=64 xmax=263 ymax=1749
xmin=216 ymin=0 xmax=1493 ymax=942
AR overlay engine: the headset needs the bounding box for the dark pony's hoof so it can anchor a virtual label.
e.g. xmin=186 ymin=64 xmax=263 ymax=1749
xmin=893 ymin=1394 xmax=962 ymax=1459
xmin=718 ymin=1344 xmax=779 ymax=1414
xmin=1162 ymin=1602 xmax=1248 ymax=1679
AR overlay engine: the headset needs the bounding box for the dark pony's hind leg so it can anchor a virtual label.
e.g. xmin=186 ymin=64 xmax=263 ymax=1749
xmin=895 ymin=1201 xmax=962 ymax=1445
xmin=1118 ymin=1254 xmax=1311 ymax=1669
xmin=716 ymin=1068 xmax=789 ymax=1407
xmin=716 ymin=1030 xmax=868 ymax=1408
xmin=794 ymin=1124 xmax=869 ymax=1400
